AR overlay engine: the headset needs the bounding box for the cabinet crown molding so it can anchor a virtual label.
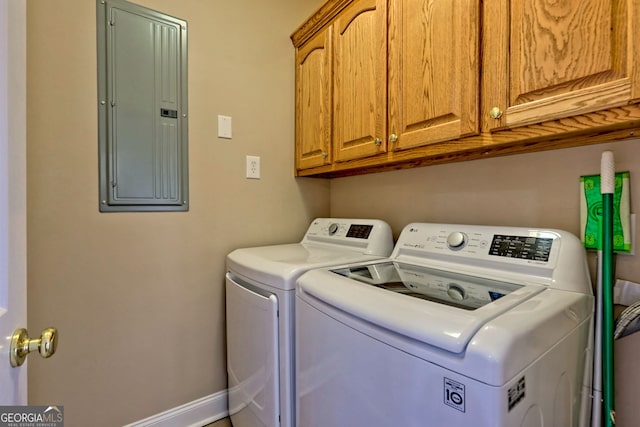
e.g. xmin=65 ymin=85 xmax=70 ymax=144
xmin=290 ymin=0 xmax=353 ymax=47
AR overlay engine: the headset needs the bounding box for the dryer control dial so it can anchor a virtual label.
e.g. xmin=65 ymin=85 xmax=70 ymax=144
xmin=446 ymin=231 xmax=467 ymax=250
xmin=328 ymin=223 xmax=340 ymax=235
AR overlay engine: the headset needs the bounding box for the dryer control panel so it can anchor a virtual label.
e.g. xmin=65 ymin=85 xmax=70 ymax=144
xmin=302 ymin=218 xmax=394 ymax=257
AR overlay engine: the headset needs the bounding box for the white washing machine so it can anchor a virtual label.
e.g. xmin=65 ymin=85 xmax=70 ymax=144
xmin=296 ymin=223 xmax=594 ymax=427
xmin=225 ymin=218 xmax=393 ymax=427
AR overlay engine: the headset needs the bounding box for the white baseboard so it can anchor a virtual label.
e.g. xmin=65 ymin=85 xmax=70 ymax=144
xmin=124 ymin=390 xmax=229 ymax=427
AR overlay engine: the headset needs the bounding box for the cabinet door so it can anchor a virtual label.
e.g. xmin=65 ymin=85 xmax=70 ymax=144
xmin=483 ymin=0 xmax=640 ymax=131
xmin=333 ymin=0 xmax=387 ymax=162
xmin=295 ymin=27 xmax=333 ymax=170
xmin=388 ymin=0 xmax=480 ymax=151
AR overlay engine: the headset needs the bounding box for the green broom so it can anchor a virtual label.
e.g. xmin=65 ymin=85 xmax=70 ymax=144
xmin=601 ymin=151 xmax=616 ymax=426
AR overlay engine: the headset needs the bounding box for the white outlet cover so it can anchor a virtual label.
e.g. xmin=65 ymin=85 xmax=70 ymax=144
xmin=246 ymin=155 xmax=260 ymax=179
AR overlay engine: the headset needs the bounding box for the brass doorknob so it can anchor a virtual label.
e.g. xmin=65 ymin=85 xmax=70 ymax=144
xmin=389 ymin=134 xmax=398 ymax=143
xmin=10 ymin=327 xmax=58 ymax=367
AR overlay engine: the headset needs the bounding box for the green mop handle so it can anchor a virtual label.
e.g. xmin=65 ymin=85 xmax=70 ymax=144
xmin=601 ymin=151 xmax=616 ymax=426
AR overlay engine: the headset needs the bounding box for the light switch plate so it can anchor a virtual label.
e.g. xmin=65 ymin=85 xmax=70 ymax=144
xmin=218 ymin=115 xmax=232 ymax=139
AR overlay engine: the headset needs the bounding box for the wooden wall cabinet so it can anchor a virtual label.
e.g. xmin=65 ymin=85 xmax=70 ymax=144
xmin=292 ymin=0 xmax=640 ymax=177
xmin=332 ymin=0 xmax=387 ymax=163
xmin=482 ymin=0 xmax=640 ymax=132
xmin=388 ymin=0 xmax=480 ymax=151
xmin=295 ymin=26 xmax=333 ymax=170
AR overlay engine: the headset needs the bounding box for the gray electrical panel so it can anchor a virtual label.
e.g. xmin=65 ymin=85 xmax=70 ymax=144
xmin=97 ymin=0 xmax=188 ymax=212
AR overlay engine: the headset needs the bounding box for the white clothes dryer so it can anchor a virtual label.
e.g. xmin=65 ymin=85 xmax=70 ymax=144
xmin=296 ymin=223 xmax=594 ymax=427
xmin=225 ymin=218 xmax=393 ymax=427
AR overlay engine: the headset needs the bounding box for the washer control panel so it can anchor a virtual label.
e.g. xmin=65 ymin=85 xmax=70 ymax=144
xmin=488 ymin=234 xmax=553 ymax=262
xmin=394 ymin=223 xmax=567 ymax=273
xmin=390 ymin=223 xmax=590 ymax=304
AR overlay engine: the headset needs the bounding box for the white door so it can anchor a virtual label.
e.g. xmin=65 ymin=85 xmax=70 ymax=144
xmin=0 ymin=0 xmax=28 ymax=405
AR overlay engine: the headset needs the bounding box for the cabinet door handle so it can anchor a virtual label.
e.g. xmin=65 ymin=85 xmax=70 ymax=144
xmin=389 ymin=134 xmax=398 ymax=143
xmin=489 ymin=107 xmax=503 ymax=119
xmin=374 ymin=137 xmax=382 ymax=146
xmin=321 ymin=151 xmax=328 ymax=159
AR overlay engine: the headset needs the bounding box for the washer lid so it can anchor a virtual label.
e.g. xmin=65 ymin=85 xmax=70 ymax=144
xmin=297 ymin=262 xmax=546 ymax=354
xmin=227 ymin=243 xmax=385 ymax=291
xmin=333 ymin=261 xmax=527 ymax=310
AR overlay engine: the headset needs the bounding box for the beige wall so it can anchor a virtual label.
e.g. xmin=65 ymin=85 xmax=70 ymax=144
xmin=26 ymin=0 xmax=326 ymax=426
xmin=331 ymin=139 xmax=640 ymax=285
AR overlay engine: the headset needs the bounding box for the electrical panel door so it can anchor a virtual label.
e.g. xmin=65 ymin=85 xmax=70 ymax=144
xmin=97 ymin=0 xmax=188 ymax=212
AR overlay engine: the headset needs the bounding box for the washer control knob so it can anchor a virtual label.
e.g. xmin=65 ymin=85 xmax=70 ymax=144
xmin=447 ymin=231 xmax=467 ymax=249
xmin=447 ymin=284 xmax=466 ymax=301
xmin=328 ymin=223 xmax=339 ymax=235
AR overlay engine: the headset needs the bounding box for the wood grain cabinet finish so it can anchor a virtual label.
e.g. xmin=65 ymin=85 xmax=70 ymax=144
xmin=388 ymin=0 xmax=479 ymax=151
xmin=333 ymin=0 xmax=387 ymax=162
xmin=295 ymin=27 xmax=333 ymax=170
xmin=292 ymin=0 xmax=640 ymax=177
xmin=483 ymin=0 xmax=640 ymax=132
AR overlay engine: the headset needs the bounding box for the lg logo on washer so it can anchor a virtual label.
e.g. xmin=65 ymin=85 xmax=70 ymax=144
xmin=444 ymin=377 xmax=466 ymax=413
